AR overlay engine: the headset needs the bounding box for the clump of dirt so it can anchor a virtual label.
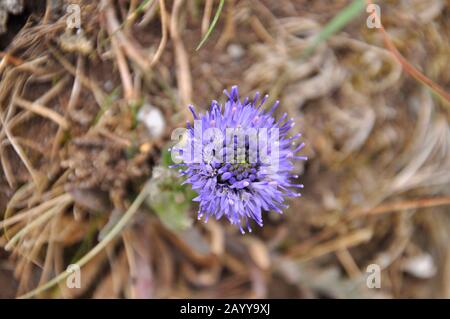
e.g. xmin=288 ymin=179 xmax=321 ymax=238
xmin=61 ymin=132 xmax=151 ymax=208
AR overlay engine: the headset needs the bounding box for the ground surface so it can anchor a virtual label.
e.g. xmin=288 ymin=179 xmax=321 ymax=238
xmin=0 ymin=0 xmax=449 ymax=298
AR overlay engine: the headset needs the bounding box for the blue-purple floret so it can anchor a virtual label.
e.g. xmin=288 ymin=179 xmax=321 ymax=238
xmin=171 ymin=86 xmax=306 ymax=234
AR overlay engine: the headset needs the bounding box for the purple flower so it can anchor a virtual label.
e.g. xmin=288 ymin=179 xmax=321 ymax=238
xmin=171 ymin=86 xmax=306 ymax=234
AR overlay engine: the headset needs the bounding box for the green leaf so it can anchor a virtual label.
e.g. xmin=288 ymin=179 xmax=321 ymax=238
xmin=146 ymin=166 xmax=195 ymax=231
xmin=300 ymin=0 xmax=366 ymax=59
xmin=161 ymin=144 xmax=175 ymax=167
xmin=195 ymin=0 xmax=225 ymax=51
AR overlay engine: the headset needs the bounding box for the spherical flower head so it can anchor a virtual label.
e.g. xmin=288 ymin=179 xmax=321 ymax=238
xmin=171 ymin=86 xmax=306 ymax=234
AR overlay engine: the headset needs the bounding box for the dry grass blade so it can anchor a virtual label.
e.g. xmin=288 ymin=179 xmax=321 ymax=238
xmin=196 ymin=0 xmax=225 ymax=50
xmin=366 ymin=0 xmax=450 ymax=107
xmin=0 ymin=117 xmax=42 ymax=187
xmin=48 ymin=45 xmax=106 ymax=106
xmin=149 ymin=0 xmax=168 ymax=68
xmin=14 ymin=97 xmax=69 ymax=130
xmin=0 ymin=51 xmax=26 ymax=67
xmin=291 ymin=228 xmax=374 ymax=262
xmin=201 ymin=0 xmax=214 ymax=36
xmin=18 ymin=181 xmax=152 ymax=299
xmin=4 ymin=194 xmax=73 ymax=251
xmin=0 ymin=0 xmax=448 ymax=300
xmin=350 ymin=196 xmax=450 ymax=218
xmin=171 ymin=0 xmax=193 ymax=115
xmin=0 ymin=193 xmax=72 ymax=230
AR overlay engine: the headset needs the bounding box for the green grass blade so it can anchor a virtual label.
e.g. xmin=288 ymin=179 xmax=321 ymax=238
xmin=195 ymin=0 xmax=225 ymax=51
xmin=301 ymin=0 xmax=366 ymax=58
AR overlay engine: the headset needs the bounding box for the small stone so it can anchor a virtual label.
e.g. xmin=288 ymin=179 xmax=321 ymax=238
xmin=402 ymin=253 xmax=437 ymax=279
xmin=227 ymin=44 xmax=245 ymax=60
xmin=139 ymin=142 xmax=151 ymax=153
xmin=138 ymin=104 xmax=166 ymax=138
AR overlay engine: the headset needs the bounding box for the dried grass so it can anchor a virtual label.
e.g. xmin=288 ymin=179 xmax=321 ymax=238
xmin=0 ymin=0 xmax=449 ymax=299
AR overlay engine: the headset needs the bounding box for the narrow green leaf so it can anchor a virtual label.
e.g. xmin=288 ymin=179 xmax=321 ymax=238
xmin=300 ymin=0 xmax=366 ymax=58
xmin=195 ymin=0 xmax=225 ymax=51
